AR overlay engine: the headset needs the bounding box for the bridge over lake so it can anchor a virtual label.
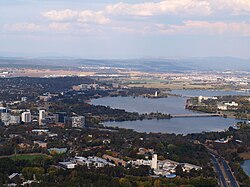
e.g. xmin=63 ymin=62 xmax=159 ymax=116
xmin=171 ymin=113 xmax=221 ymax=118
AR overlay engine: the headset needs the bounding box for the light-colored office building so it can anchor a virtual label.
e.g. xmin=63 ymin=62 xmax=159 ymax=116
xmin=21 ymin=112 xmax=31 ymax=123
xmin=72 ymin=116 xmax=85 ymax=128
xmin=39 ymin=110 xmax=46 ymax=125
xmin=151 ymin=154 xmax=158 ymax=170
xmin=1 ymin=112 xmax=11 ymax=126
xmin=10 ymin=115 xmax=20 ymax=124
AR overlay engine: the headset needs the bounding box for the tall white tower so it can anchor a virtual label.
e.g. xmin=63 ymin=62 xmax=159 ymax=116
xmin=22 ymin=112 xmax=31 ymax=123
xmin=151 ymin=154 xmax=158 ymax=169
xmin=39 ymin=110 xmax=46 ymax=125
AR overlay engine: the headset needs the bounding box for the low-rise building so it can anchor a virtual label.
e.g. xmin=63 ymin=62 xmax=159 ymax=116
xmin=74 ymin=157 xmax=92 ymax=167
xmin=21 ymin=97 xmax=27 ymax=102
xmin=48 ymin=148 xmax=67 ymax=154
xmin=103 ymin=154 xmax=126 ymax=167
xmin=18 ymin=143 xmax=31 ymax=149
xmin=198 ymin=96 xmax=217 ymax=103
xmin=214 ymin=139 xmax=229 ymax=144
xmin=62 ymin=156 xmax=115 ymax=169
xmin=32 ymin=129 xmax=49 ymax=135
xmin=137 ymin=148 xmax=154 ymax=155
xmin=34 ymin=141 xmax=47 ymax=148
xmin=128 ymin=159 xmax=151 ymax=166
xmin=59 ymin=162 xmax=76 ymax=169
xmin=181 ymin=163 xmax=202 ymax=172
xmin=217 ymin=104 xmax=227 ymax=110
xmin=224 ymin=101 xmax=238 ymax=107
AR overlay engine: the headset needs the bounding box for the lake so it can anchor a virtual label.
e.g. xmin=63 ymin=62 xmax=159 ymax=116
xmin=91 ymin=91 xmax=241 ymax=134
xmin=91 ymin=90 xmax=249 ymax=115
xmin=167 ymin=89 xmax=249 ymax=97
xmin=103 ymin=117 xmax=238 ymax=134
xmin=242 ymin=160 xmax=250 ymax=177
xmin=91 ymin=96 xmax=191 ymax=114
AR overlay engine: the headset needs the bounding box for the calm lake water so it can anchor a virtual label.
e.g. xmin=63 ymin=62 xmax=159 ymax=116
xmin=167 ymin=89 xmax=249 ymax=97
xmin=103 ymin=118 xmax=238 ymax=134
xmin=242 ymin=160 xmax=250 ymax=177
xmin=91 ymin=91 xmax=241 ymax=134
xmin=91 ymin=96 xmax=191 ymax=114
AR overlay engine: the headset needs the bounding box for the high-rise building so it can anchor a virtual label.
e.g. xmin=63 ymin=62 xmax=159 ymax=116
xmin=21 ymin=97 xmax=27 ymax=102
xmin=21 ymin=112 xmax=31 ymax=123
xmin=151 ymin=154 xmax=158 ymax=170
xmin=39 ymin=110 xmax=46 ymax=125
xmin=1 ymin=112 xmax=11 ymax=126
xmin=0 ymin=107 xmax=9 ymax=113
xmin=55 ymin=112 xmax=67 ymax=123
xmin=72 ymin=116 xmax=85 ymax=128
xmin=10 ymin=115 xmax=20 ymax=124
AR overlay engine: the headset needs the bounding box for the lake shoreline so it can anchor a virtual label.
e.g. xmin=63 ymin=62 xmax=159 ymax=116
xmin=241 ymin=160 xmax=250 ymax=177
xmin=91 ymin=91 xmax=242 ymax=134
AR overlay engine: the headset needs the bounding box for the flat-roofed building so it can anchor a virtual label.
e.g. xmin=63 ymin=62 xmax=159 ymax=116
xmin=21 ymin=112 xmax=31 ymax=123
xmin=39 ymin=110 xmax=46 ymax=125
xmin=72 ymin=116 xmax=85 ymax=128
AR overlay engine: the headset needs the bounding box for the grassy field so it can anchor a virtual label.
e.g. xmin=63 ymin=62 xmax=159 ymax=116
xmin=239 ymin=152 xmax=250 ymax=160
xmin=127 ymin=82 xmax=216 ymax=89
xmin=9 ymin=154 xmax=49 ymax=161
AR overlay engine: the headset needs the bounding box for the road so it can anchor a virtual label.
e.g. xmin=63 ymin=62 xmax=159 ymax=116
xmin=210 ymin=153 xmax=229 ymax=187
xmin=209 ymin=150 xmax=239 ymax=187
xmin=221 ymin=158 xmax=239 ymax=187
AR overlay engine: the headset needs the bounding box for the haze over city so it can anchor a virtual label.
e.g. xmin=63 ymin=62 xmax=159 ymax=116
xmin=1 ymin=0 xmax=250 ymax=58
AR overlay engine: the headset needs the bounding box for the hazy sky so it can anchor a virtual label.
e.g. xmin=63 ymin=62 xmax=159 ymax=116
xmin=0 ymin=0 xmax=250 ymax=58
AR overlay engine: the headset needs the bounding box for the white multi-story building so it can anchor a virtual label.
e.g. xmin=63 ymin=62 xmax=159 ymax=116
xmin=21 ymin=97 xmax=27 ymax=102
xmin=224 ymin=101 xmax=238 ymax=107
xmin=217 ymin=104 xmax=227 ymax=110
xmin=151 ymin=154 xmax=158 ymax=170
xmin=21 ymin=111 xmax=31 ymax=123
xmin=72 ymin=116 xmax=85 ymax=128
xmin=198 ymin=96 xmax=217 ymax=103
xmin=39 ymin=110 xmax=46 ymax=125
xmin=1 ymin=112 xmax=11 ymax=126
xmin=129 ymin=159 xmax=152 ymax=166
xmin=10 ymin=115 xmax=20 ymax=124
xmin=59 ymin=162 xmax=76 ymax=169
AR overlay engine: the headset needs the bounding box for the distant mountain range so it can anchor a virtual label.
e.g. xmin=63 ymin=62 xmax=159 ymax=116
xmin=0 ymin=56 xmax=249 ymax=72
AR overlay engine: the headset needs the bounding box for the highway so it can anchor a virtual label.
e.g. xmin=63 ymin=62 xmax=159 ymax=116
xmin=210 ymin=153 xmax=229 ymax=187
xmin=221 ymin=159 xmax=239 ymax=187
xmin=209 ymin=151 xmax=239 ymax=187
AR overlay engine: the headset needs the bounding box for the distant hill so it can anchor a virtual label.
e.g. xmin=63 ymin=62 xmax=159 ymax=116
xmin=174 ymin=57 xmax=250 ymax=71
xmin=0 ymin=56 xmax=249 ymax=72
